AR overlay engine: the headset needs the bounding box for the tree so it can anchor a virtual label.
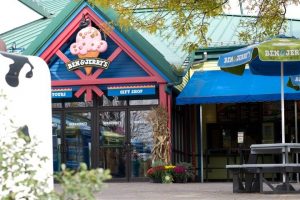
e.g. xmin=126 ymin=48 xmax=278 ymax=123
xmin=89 ymin=0 xmax=300 ymax=52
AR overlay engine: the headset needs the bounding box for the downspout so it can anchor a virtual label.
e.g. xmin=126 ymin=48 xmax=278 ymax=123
xmin=192 ymin=52 xmax=208 ymax=67
xmin=191 ymin=52 xmax=208 ymax=183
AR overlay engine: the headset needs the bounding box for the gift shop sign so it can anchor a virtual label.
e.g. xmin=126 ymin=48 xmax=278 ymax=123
xmin=108 ymin=85 xmax=156 ymax=96
xmin=66 ymin=58 xmax=110 ymax=71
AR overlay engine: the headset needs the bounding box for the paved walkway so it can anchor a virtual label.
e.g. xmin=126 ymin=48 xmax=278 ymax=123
xmin=91 ymin=182 xmax=300 ymax=200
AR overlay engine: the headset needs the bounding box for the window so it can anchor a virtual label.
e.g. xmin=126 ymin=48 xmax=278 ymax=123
xmin=129 ymin=99 xmax=158 ymax=105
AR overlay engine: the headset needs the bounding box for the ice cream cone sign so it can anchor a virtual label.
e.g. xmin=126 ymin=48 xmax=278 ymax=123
xmin=68 ymin=26 xmax=109 ymax=75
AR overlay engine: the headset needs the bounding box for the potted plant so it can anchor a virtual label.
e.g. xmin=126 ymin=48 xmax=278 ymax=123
xmin=176 ymin=162 xmax=195 ymax=182
xmin=147 ymin=164 xmax=177 ymax=183
xmin=172 ymin=166 xmax=187 ymax=183
xmin=146 ymin=166 xmax=165 ymax=183
xmin=162 ymin=173 xmax=173 ymax=184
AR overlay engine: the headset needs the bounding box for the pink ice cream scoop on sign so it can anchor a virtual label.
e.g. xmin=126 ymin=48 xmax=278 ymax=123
xmin=70 ymin=27 xmax=108 ymax=55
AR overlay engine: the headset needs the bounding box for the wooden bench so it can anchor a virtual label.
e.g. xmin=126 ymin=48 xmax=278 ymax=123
xmin=226 ymin=163 xmax=300 ymax=193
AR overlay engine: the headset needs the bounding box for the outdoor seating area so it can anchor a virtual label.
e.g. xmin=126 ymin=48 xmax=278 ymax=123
xmin=226 ymin=143 xmax=300 ymax=193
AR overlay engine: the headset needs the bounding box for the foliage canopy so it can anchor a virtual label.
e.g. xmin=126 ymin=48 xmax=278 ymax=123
xmin=89 ymin=0 xmax=300 ymax=52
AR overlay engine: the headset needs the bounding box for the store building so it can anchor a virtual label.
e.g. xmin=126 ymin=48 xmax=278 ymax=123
xmin=177 ymin=46 xmax=300 ymax=181
xmin=1 ymin=0 xmax=192 ymax=182
xmin=4 ymin=0 xmax=300 ymax=182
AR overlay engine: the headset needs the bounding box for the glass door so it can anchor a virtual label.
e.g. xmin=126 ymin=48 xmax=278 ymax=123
xmin=129 ymin=110 xmax=153 ymax=180
xmin=63 ymin=112 xmax=92 ymax=169
xmin=99 ymin=111 xmax=127 ymax=179
xmin=98 ymin=109 xmax=153 ymax=181
xmin=52 ymin=112 xmax=62 ymax=172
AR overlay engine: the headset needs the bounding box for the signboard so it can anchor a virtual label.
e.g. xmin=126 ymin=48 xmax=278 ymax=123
xmin=65 ymin=58 xmax=110 ymax=71
xmin=69 ymin=26 xmax=109 ymax=75
xmin=237 ymin=132 xmax=244 ymax=144
xmin=52 ymin=88 xmax=73 ymax=98
xmin=107 ymin=85 xmax=156 ymax=96
xmin=0 ymin=52 xmax=53 ymax=192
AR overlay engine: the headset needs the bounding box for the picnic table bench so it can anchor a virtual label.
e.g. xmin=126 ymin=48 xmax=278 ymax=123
xmin=226 ymin=163 xmax=300 ymax=193
xmin=226 ymin=143 xmax=300 ymax=193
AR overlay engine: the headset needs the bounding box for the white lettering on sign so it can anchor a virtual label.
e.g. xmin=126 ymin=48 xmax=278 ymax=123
xmin=68 ymin=122 xmax=88 ymax=127
xmin=52 ymin=92 xmax=66 ymax=97
xmin=265 ymin=49 xmax=300 ymax=57
xmin=223 ymin=52 xmax=250 ymax=63
xmin=131 ymin=89 xmax=143 ymax=94
xmin=66 ymin=58 xmax=110 ymax=71
xmin=119 ymin=89 xmax=143 ymax=95
xmin=134 ymin=120 xmax=147 ymax=124
xmin=120 ymin=90 xmax=131 ymax=95
xmin=103 ymin=121 xmax=121 ymax=125
xmin=237 ymin=132 xmax=244 ymax=144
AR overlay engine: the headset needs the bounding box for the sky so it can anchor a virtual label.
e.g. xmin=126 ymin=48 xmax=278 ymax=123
xmin=1 ymin=0 xmax=300 ymax=34
xmin=0 ymin=0 xmax=42 ymax=34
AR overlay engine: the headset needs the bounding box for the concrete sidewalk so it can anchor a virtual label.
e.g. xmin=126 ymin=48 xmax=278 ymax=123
xmin=93 ymin=182 xmax=300 ymax=200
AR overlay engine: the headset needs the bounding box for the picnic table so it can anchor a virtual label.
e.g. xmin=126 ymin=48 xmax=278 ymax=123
xmin=226 ymin=143 xmax=300 ymax=193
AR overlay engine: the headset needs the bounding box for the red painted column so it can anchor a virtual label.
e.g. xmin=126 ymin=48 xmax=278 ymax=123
xmin=159 ymin=84 xmax=167 ymax=108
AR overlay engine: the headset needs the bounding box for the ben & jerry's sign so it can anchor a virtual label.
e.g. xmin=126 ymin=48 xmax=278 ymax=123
xmin=66 ymin=58 xmax=110 ymax=71
xmin=67 ymin=26 xmax=109 ymax=75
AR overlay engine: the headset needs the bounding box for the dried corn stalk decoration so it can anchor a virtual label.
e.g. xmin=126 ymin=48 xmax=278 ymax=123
xmin=147 ymin=106 xmax=170 ymax=164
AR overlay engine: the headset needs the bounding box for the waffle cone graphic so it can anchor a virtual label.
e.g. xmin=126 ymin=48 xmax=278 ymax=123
xmin=78 ymin=50 xmax=100 ymax=75
xmin=70 ymin=26 xmax=108 ymax=74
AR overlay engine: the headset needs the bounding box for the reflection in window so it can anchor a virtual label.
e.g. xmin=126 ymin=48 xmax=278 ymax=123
xmin=129 ymin=99 xmax=158 ymax=105
xmin=130 ymin=110 xmax=153 ymax=178
xmin=52 ymin=103 xmax=63 ymax=108
xmin=100 ymin=148 xmax=126 ymax=178
xmin=65 ymin=101 xmax=93 ymax=108
xmin=65 ymin=112 xmax=92 ymax=169
xmin=99 ymin=111 xmax=126 ymax=147
xmin=99 ymin=111 xmax=126 ymax=178
xmin=101 ymin=95 xmax=127 ymax=106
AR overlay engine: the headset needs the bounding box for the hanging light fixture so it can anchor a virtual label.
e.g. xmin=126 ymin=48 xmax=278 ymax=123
xmin=79 ymin=14 xmax=91 ymax=29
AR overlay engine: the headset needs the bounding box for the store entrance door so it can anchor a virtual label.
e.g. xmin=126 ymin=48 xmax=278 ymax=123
xmin=98 ymin=109 xmax=153 ymax=181
xmin=52 ymin=107 xmax=153 ymax=181
xmin=99 ymin=110 xmax=127 ymax=180
xmin=52 ymin=111 xmax=92 ymax=172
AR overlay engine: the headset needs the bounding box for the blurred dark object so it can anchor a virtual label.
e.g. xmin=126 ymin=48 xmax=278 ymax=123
xmin=0 ymin=39 xmax=7 ymax=51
